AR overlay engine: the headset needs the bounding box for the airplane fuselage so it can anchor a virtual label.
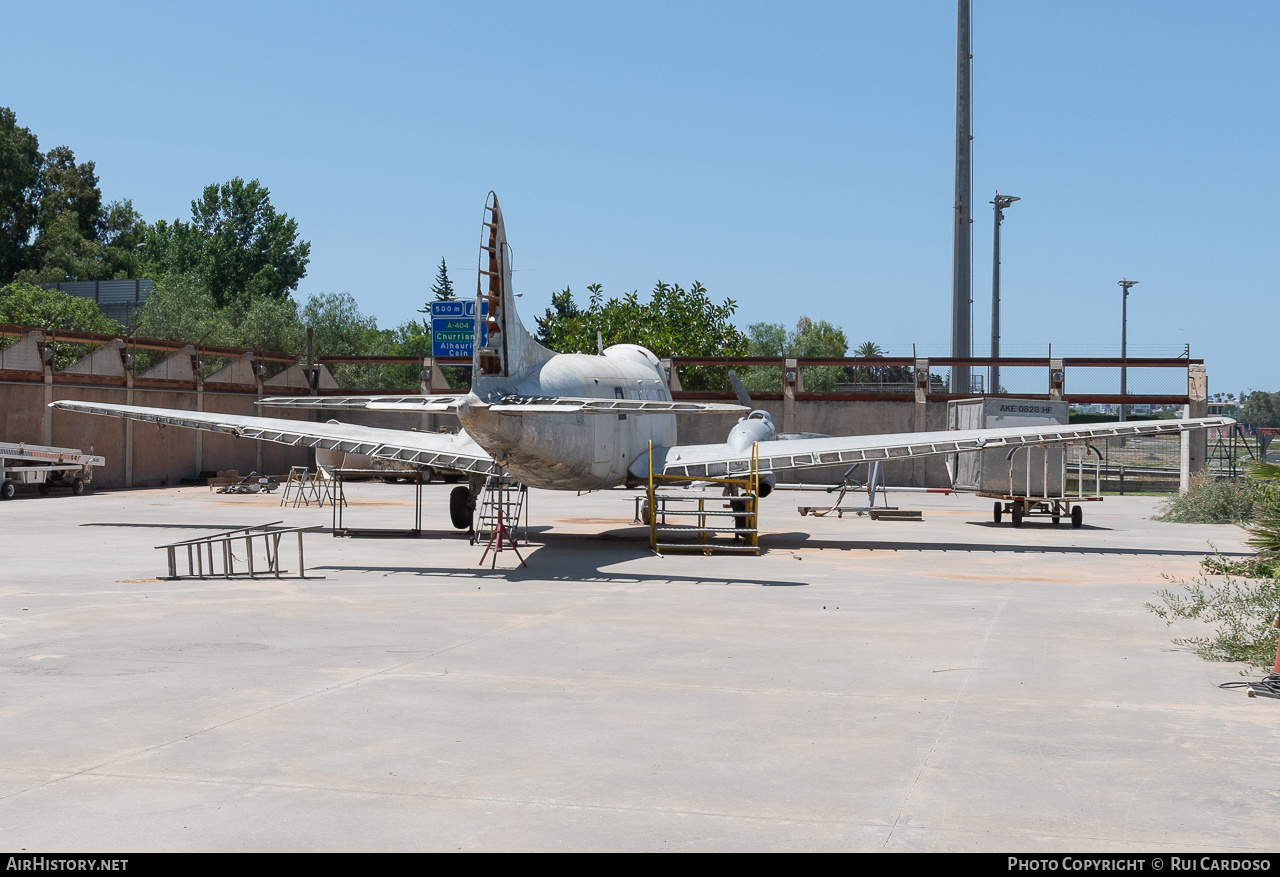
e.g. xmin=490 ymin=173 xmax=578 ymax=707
xmin=459 ymin=345 xmax=678 ymax=490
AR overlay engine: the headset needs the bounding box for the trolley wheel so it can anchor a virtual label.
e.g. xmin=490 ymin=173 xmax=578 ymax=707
xmin=639 ymin=499 xmax=651 ymax=526
xmin=993 ymin=501 xmax=1003 ymax=523
xmin=449 ymin=485 xmax=472 ymax=530
xmin=0 ymin=479 xmax=14 ymax=500
xmin=71 ymin=477 xmax=86 ymax=496
xmin=1052 ymin=514 xmax=1061 ymax=525
xmin=38 ymin=482 xmax=52 ymax=496
xmin=1011 ymin=503 xmax=1024 ymax=527
xmin=442 ymin=473 xmax=462 ymax=484
xmin=1071 ymin=505 xmax=1084 ymax=529
xmin=418 ymin=467 xmax=434 ymax=485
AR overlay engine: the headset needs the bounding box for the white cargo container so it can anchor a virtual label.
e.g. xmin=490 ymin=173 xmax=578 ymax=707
xmin=946 ymin=398 xmax=1069 ymax=494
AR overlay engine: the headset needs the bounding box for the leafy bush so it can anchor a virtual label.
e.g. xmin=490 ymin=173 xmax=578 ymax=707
xmin=1152 ymin=472 xmax=1263 ymax=524
xmin=1146 ymin=555 xmax=1280 ymax=669
xmin=1148 ymin=462 xmax=1280 ymax=671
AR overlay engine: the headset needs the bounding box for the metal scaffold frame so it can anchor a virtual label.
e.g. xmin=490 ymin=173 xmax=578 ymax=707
xmin=647 ymin=440 xmax=760 ymax=556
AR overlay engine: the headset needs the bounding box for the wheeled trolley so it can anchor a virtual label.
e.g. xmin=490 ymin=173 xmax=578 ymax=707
xmin=0 ymin=441 xmax=106 ymax=499
xmin=978 ymin=442 xmax=1103 ymax=529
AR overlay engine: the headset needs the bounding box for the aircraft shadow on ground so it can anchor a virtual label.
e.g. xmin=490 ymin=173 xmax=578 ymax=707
xmin=315 ymin=528 xmax=808 ymax=587
xmin=83 ymin=522 xmax=1242 ymax=575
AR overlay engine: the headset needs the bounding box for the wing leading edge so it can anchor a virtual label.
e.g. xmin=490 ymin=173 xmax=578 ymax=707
xmin=48 ymin=401 xmax=495 ymax=474
xmin=655 ymin=417 xmax=1236 ymax=479
xmin=259 ymin=395 xmax=746 ymax=415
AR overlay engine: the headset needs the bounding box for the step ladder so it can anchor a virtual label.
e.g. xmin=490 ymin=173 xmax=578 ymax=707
xmin=646 ymin=440 xmax=760 ymax=556
xmin=473 ymin=473 xmax=528 ymax=547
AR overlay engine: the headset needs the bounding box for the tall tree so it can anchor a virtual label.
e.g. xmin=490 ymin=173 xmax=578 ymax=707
xmin=142 ymin=178 xmax=310 ymax=308
xmin=534 ymin=281 xmax=746 ymax=390
xmin=432 ymin=258 xmax=455 ymax=301
xmin=0 ymin=107 xmax=42 ymax=282
xmin=1242 ymin=391 xmax=1280 ymax=428
xmin=36 ymin=146 xmax=101 ymax=242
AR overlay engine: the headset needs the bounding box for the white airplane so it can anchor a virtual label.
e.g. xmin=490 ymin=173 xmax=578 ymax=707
xmin=52 ymin=193 xmax=1232 ymax=531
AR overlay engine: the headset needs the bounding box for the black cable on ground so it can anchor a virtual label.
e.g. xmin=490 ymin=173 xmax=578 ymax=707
xmin=1219 ymin=673 xmax=1280 ymax=699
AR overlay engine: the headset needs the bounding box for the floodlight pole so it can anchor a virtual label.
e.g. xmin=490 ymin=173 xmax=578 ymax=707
xmin=990 ymin=192 xmax=1019 ymax=395
xmin=1118 ymin=278 xmax=1138 ymax=422
xmin=949 ymin=0 xmax=973 ymax=394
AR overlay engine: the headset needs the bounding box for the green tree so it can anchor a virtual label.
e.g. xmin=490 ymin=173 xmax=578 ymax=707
xmin=0 ymin=281 xmax=123 ymax=334
xmin=142 ymin=178 xmax=310 ymax=308
xmin=0 ymin=107 xmax=42 ymax=282
xmin=535 ymin=281 xmax=747 ymax=390
xmin=431 ymin=258 xmax=455 ymax=301
xmin=132 ymin=274 xmax=231 ymax=345
xmin=789 ymin=317 xmax=847 ymax=393
xmin=737 ymin=322 xmax=788 ymax=392
xmin=1242 ymin=391 xmax=1280 ymax=428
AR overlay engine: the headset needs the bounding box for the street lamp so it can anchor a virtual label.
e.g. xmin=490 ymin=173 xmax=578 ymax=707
xmin=990 ymin=192 xmax=1019 ymax=395
xmin=1118 ymin=278 xmax=1138 ymax=422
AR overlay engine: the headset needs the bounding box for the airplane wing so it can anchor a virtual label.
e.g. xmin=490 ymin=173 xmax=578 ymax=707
xmin=652 ymin=417 xmax=1236 ymax=479
xmin=48 ymin=401 xmax=496 ymax=474
xmin=259 ymin=395 xmax=747 ymax=415
xmin=258 ymin=394 xmax=471 ymax=412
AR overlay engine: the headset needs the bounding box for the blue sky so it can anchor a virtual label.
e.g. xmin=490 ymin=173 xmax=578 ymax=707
xmin=7 ymin=1 xmax=1277 ymax=395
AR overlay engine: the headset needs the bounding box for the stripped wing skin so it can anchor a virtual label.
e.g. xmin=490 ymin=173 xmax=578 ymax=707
xmin=260 ymin=395 xmax=746 ymax=416
xmin=49 ymin=401 xmax=494 ymax=474
xmin=657 ymin=417 xmax=1235 ymax=479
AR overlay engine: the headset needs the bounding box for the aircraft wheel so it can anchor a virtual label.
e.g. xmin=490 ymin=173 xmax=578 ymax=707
xmin=449 ymin=485 xmax=472 ymax=530
xmin=1011 ymin=503 xmax=1024 ymax=527
xmin=730 ymin=498 xmax=750 ymax=538
xmin=0 ymin=479 xmax=14 ymax=500
xmin=38 ymin=482 xmax=52 ymax=496
xmin=1071 ymin=506 xmax=1083 ymax=529
xmin=993 ymin=502 xmax=1003 ymax=523
xmin=71 ymin=477 xmax=86 ymax=496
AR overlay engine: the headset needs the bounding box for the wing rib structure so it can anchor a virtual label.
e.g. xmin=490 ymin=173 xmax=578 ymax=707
xmin=659 ymin=417 xmax=1235 ymax=479
xmin=48 ymin=401 xmax=494 ymax=474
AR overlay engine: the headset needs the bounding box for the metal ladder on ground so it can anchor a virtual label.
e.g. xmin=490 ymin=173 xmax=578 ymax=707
xmin=646 ymin=440 xmax=760 ymax=556
xmin=155 ymin=522 xmax=320 ymax=580
xmin=473 ymin=473 xmax=528 ymax=546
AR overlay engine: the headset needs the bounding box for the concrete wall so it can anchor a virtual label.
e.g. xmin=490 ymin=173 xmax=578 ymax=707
xmin=0 ymin=379 xmax=318 ymax=489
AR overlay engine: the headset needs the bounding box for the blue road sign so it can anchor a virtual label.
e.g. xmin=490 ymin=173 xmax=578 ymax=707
xmin=430 ymin=299 xmax=489 ymax=357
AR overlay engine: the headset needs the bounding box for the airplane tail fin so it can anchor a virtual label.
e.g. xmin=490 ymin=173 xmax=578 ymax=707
xmin=474 ymin=192 xmax=555 ymax=382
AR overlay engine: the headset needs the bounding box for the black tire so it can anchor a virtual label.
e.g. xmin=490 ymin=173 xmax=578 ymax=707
xmin=1011 ymin=503 xmax=1024 ymax=527
xmin=442 ymin=473 xmax=462 ymax=484
xmin=0 ymin=479 xmax=14 ymax=500
xmin=38 ymin=482 xmax=52 ymax=496
xmin=71 ymin=477 xmax=86 ymax=496
xmin=449 ymin=485 xmax=472 ymax=530
xmin=1052 ymin=515 xmax=1061 ymax=526
xmin=419 ymin=467 xmax=434 ymax=485
xmin=1071 ymin=506 xmax=1083 ymax=529
xmin=730 ymin=498 xmax=750 ymax=538
xmin=993 ymin=501 xmax=1003 ymax=523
